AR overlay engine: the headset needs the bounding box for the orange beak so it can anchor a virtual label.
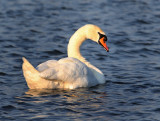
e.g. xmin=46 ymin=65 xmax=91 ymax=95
xmin=99 ymin=37 xmax=109 ymax=52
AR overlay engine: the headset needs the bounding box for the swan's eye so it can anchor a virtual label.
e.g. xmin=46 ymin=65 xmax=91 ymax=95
xmin=103 ymin=36 xmax=107 ymax=42
xmin=98 ymin=32 xmax=107 ymax=41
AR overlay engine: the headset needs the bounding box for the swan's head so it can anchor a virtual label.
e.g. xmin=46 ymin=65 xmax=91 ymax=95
xmin=84 ymin=24 xmax=109 ymax=52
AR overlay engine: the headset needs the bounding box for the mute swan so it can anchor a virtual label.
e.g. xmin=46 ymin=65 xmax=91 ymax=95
xmin=22 ymin=24 xmax=109 ymax=89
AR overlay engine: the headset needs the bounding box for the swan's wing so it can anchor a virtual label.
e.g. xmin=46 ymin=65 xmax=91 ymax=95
xmin=38 ymin=57 xmax=88 ymax=82
xmin=36 ymin=60 xmax=58 ymax=72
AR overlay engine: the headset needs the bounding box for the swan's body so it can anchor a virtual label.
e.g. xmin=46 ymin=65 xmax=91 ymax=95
xmin=22 ymin=24 xmax=109 ymax=89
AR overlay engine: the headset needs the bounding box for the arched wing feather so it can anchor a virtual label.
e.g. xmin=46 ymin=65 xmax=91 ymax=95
xmin=37 ymin=57 xmax=89 ymax=82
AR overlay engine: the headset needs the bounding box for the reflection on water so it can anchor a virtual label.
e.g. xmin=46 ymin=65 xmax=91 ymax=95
xmin=14 ymin=87 xmax=108 ymax=120
xmin=24 ymin=87 xmax=107 ymax=105
xmin=25 ymin=87 xmax=106 ymax=97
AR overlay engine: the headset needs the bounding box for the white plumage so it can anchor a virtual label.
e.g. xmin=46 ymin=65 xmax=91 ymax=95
xmin=22 ymin=24 xmax=109 ymax=89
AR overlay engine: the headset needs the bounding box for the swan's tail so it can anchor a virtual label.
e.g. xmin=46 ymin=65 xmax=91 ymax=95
xmin=22 ymin=57 xmax=40 ymax=89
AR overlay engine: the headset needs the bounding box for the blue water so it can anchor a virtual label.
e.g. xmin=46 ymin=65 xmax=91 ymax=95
xmin=0 ymin=0 xmax=160 ymax=120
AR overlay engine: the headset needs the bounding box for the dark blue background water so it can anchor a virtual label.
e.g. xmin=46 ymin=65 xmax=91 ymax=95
xmin=0 ymin=0 xmax=160 ymax=120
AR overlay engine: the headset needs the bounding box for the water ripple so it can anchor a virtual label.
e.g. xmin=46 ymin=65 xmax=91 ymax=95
xmin=0 ymin=0 xmax=160 ymax=120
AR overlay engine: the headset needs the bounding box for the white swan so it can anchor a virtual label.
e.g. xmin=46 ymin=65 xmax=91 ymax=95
xmin=22 ymin=24 xmax=109 ymax=89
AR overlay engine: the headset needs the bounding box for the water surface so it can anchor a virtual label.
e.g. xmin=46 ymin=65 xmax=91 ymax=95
xmin=0 ymin=0 xmax=160 ymax=120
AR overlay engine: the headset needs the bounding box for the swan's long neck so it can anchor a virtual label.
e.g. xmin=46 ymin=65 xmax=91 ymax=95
xmin=67 ymin=25 xmax=105 ymax=83
xmin=68 ymin=28 xmax=86 ymax=63
xmin=67 ymin=27 xmax=104 ymax=76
